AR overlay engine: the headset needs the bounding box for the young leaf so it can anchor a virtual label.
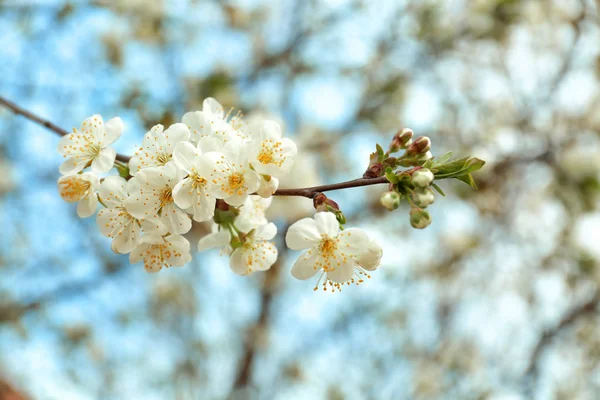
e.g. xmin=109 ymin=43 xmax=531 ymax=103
xmin=431 ymin=183 xmax=446 ymax=196
xmin=376 ymin=144 xmax=385 ymax=161
xmin=454 ymin=173 xmax=478 ymax=189
xmin=433 ymin=151 xmax=453 ymax=166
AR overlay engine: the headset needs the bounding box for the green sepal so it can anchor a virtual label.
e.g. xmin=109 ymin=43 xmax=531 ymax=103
xmin=116 ymin=163 xmax=130 ymax=179
xmin=213 ymin=209 xmax=237 ymax=225
xmin=385 ymin=167 xmax=399 ymax=184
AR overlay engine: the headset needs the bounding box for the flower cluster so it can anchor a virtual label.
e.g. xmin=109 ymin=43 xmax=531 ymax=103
xmin=56 ymin=98 xmax=384 ymax=290
xmin=369 ymin=128 xmax=484 ymax=228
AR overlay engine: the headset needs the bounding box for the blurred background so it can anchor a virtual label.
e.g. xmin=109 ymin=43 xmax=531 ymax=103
xmin=0 ymin=0 xmax=600 ymax=399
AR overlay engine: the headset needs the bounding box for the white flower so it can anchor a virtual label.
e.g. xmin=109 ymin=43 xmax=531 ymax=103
xmin=182 ymin=98 xmax=241 ymax=144
xmin=125 ymin=163 xmax=192 ymax=234
xmin=356 ymin=240 xmax=382 ymax=271
xmin=128 ymin=123 xmax=190 ymax=175
xmin=248 ymin=121 xmax=297 ymax=177
xmin=57 ymin=114 xmax=123 ymax=174
xmin=207 ymin=139 xmax=261 ymax=206
xmin=256 ymin=175 xmax=279 ymax=198
xmin=130 ymin=231 xmax=191 ymax=273
xmin=230 ymin=223 xmax=278 ymax=275
xmin=412 ymin=168 xmax=434 ymax=188
xmin=57 ymin=172 xmax=99 ymax=218
xmin=236 ymin=195 xmax=272 ymax=233
xmin=285 ymin=212 xmax=372 ymax=290
xmin=96 ymin=176 xmax=141 ymax=254
xmin=171 ymin=141 xmax=222 ymax=222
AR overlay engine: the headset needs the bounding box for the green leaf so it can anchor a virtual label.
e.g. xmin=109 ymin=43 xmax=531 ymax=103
xmin=431 ymin=183 xmax=446 ymax=196
xmin=454 ymin=173 xmax=478 ymax=189
xmin=376 ymin=144 xmax=385 ymax=161
xmin=464 ymin=157 xmax=486 ymax=174
xmin=431 ymin=156 xmax=470 ymax=175
xmin=433 ymin=151 xmax=453 ymax=166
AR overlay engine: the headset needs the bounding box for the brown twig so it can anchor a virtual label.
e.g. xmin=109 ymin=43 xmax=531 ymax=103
xmin=0 ymin=95 xmax=392 ymax=197
xmin=273 ymin=176 xmax=389 ymax=198
xmin=0 ymin=96 xmax=131 ymax=163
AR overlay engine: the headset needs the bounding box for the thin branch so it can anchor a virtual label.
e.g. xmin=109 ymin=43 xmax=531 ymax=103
xmin=0 ymin=95 xmax=392 ymax=197
xmin=0 ymin=96 xmax=131 ymax=163
xmin=273 ymin=176 xmax=389 ymax=198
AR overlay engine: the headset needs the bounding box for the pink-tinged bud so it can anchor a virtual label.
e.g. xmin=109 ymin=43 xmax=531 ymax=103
xmin=363 ymin=163 xmax=383 ymax=178
xmin=313 ymin=193 xmax=340 ymax=212
xmin=389 ymin=128 xmax=414 ymax=152
xmin=407 ymin=136 xmax=431 ymax=155
xmin=410 ymin=208 xmax=431 ymax=229
xmin=216 ymin=199 xmax=230 ymax=211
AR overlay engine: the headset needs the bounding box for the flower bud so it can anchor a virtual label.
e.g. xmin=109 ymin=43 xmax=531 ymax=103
xmin=410 ymin=208 xmax=431 ymax=229
xmin=412 ymin=187 xmax=435 ymax=208
xmin=390 ymin=128 xmax=413 ymax=152
xmin=314 ymin=193 xmax=339 ymax=213
xmin=411 ymin=168 xmax=434 ymax=188
xmin=418 ymin=151 xmax=433 ymax=162
xmin=380 ymin=191 xmax=401 ymax=211
xmin=407 ymin=136 xmax=431 ymax=155
xmin=363 ymin=162 xmax=383 ymax=178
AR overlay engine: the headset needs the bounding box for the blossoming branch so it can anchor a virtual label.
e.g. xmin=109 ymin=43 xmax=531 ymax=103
xmin=0 ymin=96 xmax=484 ymax=292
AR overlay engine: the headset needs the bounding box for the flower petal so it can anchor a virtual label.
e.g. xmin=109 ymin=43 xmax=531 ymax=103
xmin=285 ymin=217 xmax=321 ymax=250
xmin=102 ymin=117 xmax=124 ymax=147
xmin=173 ymin=142 xmax=198 ymax=173
xmin=98 ymin=176 xmax=128 ymax=207
xmin=77 ymin=194 xmax=98 ymax=218
xmin=254 ymin=222 xmax=277 ymax=241
xmin=315 ymin=212 xmax=340 ymax=237
xmin=111 ymin=221 xmax=140 ymax=254
xmin=326 ymin=259 xmax=355 ymax=284
xmin=291 ymin=250 xmax=320 ymax=280
xmin=172 ymin=179 xmax=194 ymax=210
xmin=161 ymin=204 xmax=191 ymax=234
xmin=337 ymin=228 xmax=370 ymax=255
xmin=198 ymin=229 xmax=231 ymax=252
xmin=91 ymin=147 xmax=116 ymax=173
xmin=59 ymin=157 xmax=89 ymax=175
xmin=203 ymin=97 xmax=224 ymax=120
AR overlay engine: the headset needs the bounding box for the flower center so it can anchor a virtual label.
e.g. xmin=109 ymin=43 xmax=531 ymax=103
xmin=59 ymin=177 xmax=91 ymax=202
xmin=191 ymin=173 xmax=207 ymax=189
xmin=159 ymin=188 xmax=173 ymax=208
xmin=87 ymin=143 xmax=102 ymax=157
xmin=156 ymin=152 xmax=171 ymax=166
xmin=257 ymin=148 xmax=274 ymax=164
xmin=319 ymin=237 xmax=338 ymax=257
xmin=228 ymin=172 xmax=245 ymax=189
